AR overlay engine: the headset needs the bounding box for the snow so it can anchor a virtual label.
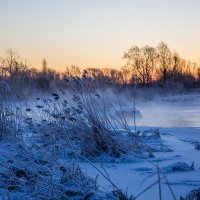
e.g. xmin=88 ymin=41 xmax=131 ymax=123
xmin=79 ymin=127 xmax=200 ymax=200
xmin=1 ymin=94 xmax=200 ymax=199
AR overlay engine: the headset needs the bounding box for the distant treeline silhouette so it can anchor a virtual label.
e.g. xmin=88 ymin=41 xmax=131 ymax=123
xmin=0 ymin=42 xmax=200 ymax=96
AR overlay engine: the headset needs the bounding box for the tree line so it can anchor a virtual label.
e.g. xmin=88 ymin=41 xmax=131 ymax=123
xmin=123 ymin=42 xmax=199 ymax=88
xmin=0 ymin=42 xmax=200 ymax=96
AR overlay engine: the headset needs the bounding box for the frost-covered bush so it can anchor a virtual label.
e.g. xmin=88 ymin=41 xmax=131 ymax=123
xmin=161 ymin=162 xmax=193 ymax=173
xmin=195 ymin=143 xmax=200 ymax=150
xmin=60 ymin=76 xmax=155 ymax=158
xmin=0 ymin=142 xmax=119 ymax=200
xmin=0 ymin=82 xmax=21 ymax=141
xmin=0 ymin=103 xmax=19 ymax=141
xmin=21 ymin=81 xmax=141 ymax=159
xmin=23 ymin=93 xmax=129 ymax=159
xmin=182 ymin=187 xmax=200 ymax=200
xmin=21 ymin=75 xmax=167 ymax=160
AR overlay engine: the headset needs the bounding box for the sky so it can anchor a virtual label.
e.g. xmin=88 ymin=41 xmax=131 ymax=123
xmin=0 ymin=0 xmax=200 ymax=71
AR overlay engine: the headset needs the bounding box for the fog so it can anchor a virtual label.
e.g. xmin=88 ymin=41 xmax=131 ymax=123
xmin=132 ymin=96 xmax=200 ymax=127
xmin=8 ymin=89 xmax=200 ymax=128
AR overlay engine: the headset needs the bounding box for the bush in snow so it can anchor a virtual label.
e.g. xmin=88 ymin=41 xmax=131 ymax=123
xmin=0 ymin=142 xmax=120 ymax=200
xmin=0 ymin=102 xmax=20 ymax=142
xmin=181 ymin=187 xmax=200 ymax=200
xmin=161 ymin=162 xmax=193 ymax=173
xmin=22 ymin=75 xmax=156 ymax=160
xmin=195 ymin=143 xmax=200 ymax=150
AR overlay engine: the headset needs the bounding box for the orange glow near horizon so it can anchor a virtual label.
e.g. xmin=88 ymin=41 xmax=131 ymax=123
xmin=0 ymin=0 xmax=200 ymax=72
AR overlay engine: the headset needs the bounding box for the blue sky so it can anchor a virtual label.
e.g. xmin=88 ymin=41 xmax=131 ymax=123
xmin=0 ymin=0 xmax=200 ymax=70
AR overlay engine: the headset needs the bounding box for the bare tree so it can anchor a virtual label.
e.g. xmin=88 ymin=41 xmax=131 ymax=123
xmin=42 ymin=58 xmax=47 ymax=73
xmin=124 ymin=46 xmax=145 ymax=85
xmin=65 ymin=65 xmax=81 ymax=77
xmin=123 ymin=45 xmax=157 ymax=86
xmin=142 ymin=45 xmax=158 ymax=85
xmin=120 ymin=66 xmax=132 ymax=84
xmin=156 ymin=42 xmax=172 ymax=85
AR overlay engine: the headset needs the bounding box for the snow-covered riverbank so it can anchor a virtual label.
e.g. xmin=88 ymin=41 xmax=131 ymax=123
xmin=79 ymin=127 xmax=200 ymax=200
xmin=1 ymin=93 xmax=200 ymax=199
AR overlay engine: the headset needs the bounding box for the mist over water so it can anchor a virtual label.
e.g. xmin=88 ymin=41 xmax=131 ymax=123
xmin=132 ymin=97 xmax=200 ymax=127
